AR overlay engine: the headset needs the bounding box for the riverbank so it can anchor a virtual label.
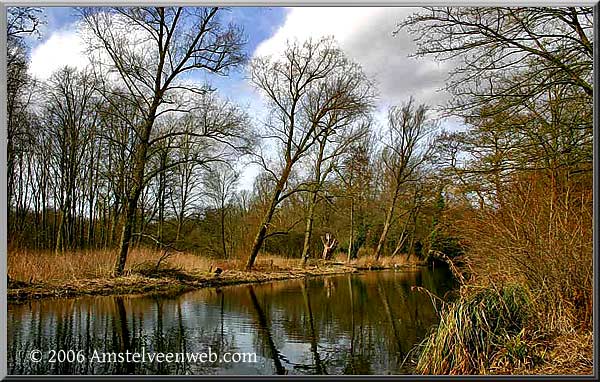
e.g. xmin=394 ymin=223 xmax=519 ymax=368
xmin=7 ymin=264 xmax=357 ymax=301
xmin=8 ymin=248 xmax=425 ymax=302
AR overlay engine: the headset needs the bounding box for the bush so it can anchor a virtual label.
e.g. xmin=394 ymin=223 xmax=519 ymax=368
xmin=457 ymin=172 xmax=592 ymax=333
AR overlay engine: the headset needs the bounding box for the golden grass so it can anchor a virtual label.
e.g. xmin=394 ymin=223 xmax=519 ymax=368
xmin=341 ymin=253 xmax=423 ymax=268
xmin=508 ymin=331 xmax=593 ymax=375
xmin=7 ymin=248 xmax=369 ymax=285
xmin=7 ymin=250 xmax=361 ymax=301
xmin=8 ymin=248 xmax=218 ymax=284
xmin=415 ymin=174 xmax=593 ymax=375
xmin=7 ymin=247 xmax=424 ymax=302
xmin=9 ymin=248 xmax=115 ymax=283
xmin=458 ymin=174 xmax=593 ymax=334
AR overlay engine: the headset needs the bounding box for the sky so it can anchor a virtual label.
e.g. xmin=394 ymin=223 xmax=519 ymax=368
xmin=23 ymin=6 xmax=464 ymax=189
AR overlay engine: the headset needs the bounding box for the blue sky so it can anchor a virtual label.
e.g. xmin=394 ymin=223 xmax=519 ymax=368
xmin=32 ymin=7 xmax=288 ymax=51
xmin=26 ymin=7 xmax=290 ymax=125
xmin=22 ymin=6 xmax=463 ymax=189
xmin=27 ymin=7 xmax=288 ymax=82
xmin=25 ymin=6 xmax=454 ymax=106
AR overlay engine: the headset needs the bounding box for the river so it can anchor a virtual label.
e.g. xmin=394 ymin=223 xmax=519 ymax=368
xmin=7 ymin=268 xmax=457 ymax=375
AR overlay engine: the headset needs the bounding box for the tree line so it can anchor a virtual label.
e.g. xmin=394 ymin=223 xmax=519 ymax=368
xmin=7 ymin=6 xmax=592 ymax=287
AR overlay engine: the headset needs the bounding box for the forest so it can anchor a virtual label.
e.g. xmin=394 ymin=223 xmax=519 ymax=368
xmin=6 ymin=6 xmax=594 ymax=375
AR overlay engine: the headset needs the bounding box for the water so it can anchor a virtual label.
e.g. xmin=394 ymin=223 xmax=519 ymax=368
xmin=7 ymin=268 xmax=457 ymax=375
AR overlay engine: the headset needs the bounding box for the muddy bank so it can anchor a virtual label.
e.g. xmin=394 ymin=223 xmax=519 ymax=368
xmin=8 ymin=263 xmax=424 ymax=302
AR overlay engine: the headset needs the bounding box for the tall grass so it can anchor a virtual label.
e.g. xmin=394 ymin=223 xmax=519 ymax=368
xmin=8 ymin=248 xmax=310 ymax=284
xmin=342 ymin=253 xmax=421 ymax=268
xmin=416 ymin=284 xmax=538 ymax=374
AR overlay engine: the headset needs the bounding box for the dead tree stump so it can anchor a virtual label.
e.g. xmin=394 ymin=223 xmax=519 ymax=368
xmin=321 ymin=233 xmax=338 ymax=260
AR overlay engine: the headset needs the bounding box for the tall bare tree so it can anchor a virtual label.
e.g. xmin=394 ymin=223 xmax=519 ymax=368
xmin=245 ymin=37 xmax=374 ymax=270
xmin=300 ymin=120 xmax=371 ymax=266
xmin=373 ymin=99 xmax=434 ymax=260
xmin=203 ymin=163 xmax=239 ymax=258
xmin=6 ymin=7 xmax=44 ymax=242
xmin=80 ymin=7 xmax=246 ymax=275
xmin=43 ymin=67 xmax=99 ymax=253
xmin=334 ymin=133 xmax=377 ymax=261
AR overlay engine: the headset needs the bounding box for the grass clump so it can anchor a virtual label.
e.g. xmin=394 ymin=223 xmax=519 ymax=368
xmin=416 ymin=284 xmax=543 ymax=374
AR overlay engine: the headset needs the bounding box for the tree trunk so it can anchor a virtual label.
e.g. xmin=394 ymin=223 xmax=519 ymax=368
xmin=347 ymin=198 xmax=354 ymax=263
xmin=114 ymin=113 xmax=155 ymax=276
xmin=301 ymin=139 xmax=325 ymax=267
xmin=374 ymin=188 xmax=400 ymax=260
xmin=157 ymin=150 xmax=167 ymax=248
xmin=176 ymin=210 xmax=184 ymax=242
xmin=41 ymin=179 xmax=47 ymax=248
xmin=220 ymin=201 xmax=227 ymax=258
xmin=245 ymin=166 xmax=291 ymax=271
xmin=390 ymin=231 xmax=408 ymax=258
xmin=136 ymin=191 xmax=146 ymax=248
xmin=109 ymin=203 xmax=119 ymax=248
xmin=391 ymin=214 xmax=411 ymax=258
xmin=245 ymin=189 xmax=282 ymax=270
xmin=55 ymin=211 xmax=64 ymax=254
xmin=301 ymin=189 xmax=318 ymax=267
xmin=115 ymin=196 xmax=138 ymax=276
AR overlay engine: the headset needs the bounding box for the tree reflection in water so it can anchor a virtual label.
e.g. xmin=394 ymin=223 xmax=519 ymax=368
xmin=248 ymin=285 xmax=287 ymax=375
xmin=8 ymin=268 xmax=457 ymax=375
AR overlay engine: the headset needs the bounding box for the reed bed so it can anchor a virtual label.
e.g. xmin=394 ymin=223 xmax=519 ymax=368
xmin=8 ymin=248 xmax=342 ymax=285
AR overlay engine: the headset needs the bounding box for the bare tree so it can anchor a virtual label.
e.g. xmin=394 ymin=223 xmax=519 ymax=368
xmin=389 ymin=180 xmax=424 ymax=258
xmin=203 ymin=163 xmax=239 ymax=258
xmin=168 ymin=123 xmax=203 ymax=243
xmin=42 ymin=67 xmax=99 ymax=253
xmin=80 ymin=7 xmax=246 ymax=275
xmin=140 ymin=92 xmax=250 ymax=251
xmin=7 ymin=7 xmax=43 ymax=39
xmin=245 ymin=37 xmax=374 ymax=270
xmin=6 ymin=7 xmax=44 ymax=241
xmin=95 ymin=92 xmax=141 ymax=248
xmin=397 ymin=7 xmax=593 ymax=117
xmin=373 ymin=99 xmax=434 ymax=260
xmin=334 ymin=133 xmax=377 ymax=261
xmin=299 ymin=107 xmax=373 ymax=266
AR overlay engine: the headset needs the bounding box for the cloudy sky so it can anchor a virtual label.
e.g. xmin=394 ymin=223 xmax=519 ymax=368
xmin=25 ymin=6 xmax=462 ymax=188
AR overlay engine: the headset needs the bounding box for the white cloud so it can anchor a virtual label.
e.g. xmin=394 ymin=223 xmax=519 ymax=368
xmin=254 ymin=7 xmax=384 ymax=58
xmin=253 ymin=7 xmax=455 ymax=109
xmin=28 ymin=23 xmax=89 ymax=81
xmin=244 ymin=7 xmax=466 ymax=187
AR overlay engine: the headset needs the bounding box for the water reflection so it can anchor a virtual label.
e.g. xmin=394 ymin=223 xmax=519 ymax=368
xmin=8 ymin=268 xmax=457 ymax=375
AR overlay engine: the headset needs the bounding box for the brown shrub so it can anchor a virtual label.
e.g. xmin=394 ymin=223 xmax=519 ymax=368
xmin=456 ymin=172 xmax=592 ymax=333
